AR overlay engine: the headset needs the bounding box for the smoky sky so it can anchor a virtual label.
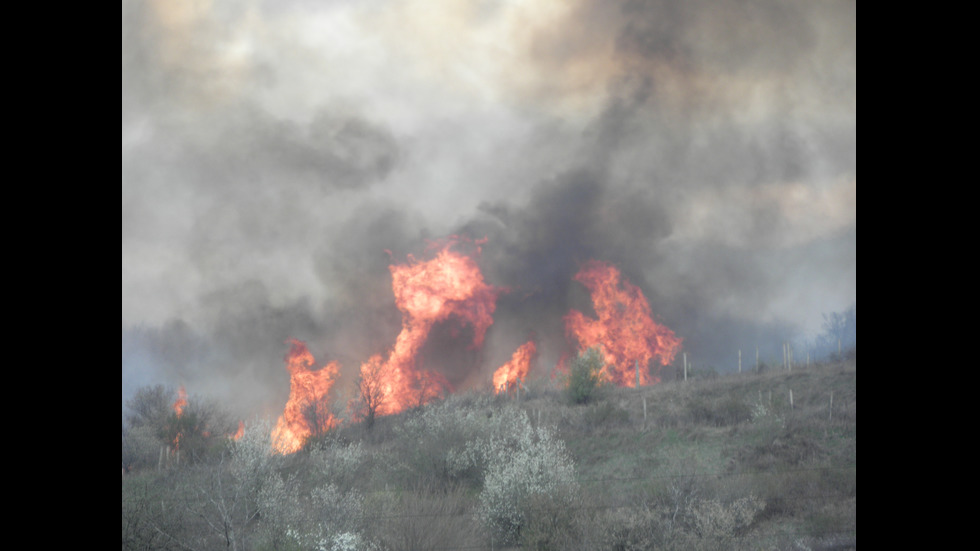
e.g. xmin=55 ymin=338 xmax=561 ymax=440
xmin=122 ymin=0 xmax=855 ymax=415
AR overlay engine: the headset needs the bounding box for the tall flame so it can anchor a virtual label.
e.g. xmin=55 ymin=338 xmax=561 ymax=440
xmin=564 ymin=260 xmax=682 ymax=386
xmin=358 ymin=237 xmax=501 ymax=416
xmin=171 ymin=385 xmax=187 ymax=452
xmin=493 ymin=340 xmax=537 ymax=393
xmin=271 ymin=338 xmax=341 ymax=454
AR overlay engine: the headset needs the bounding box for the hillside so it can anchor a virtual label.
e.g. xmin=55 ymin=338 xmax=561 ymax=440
xmin=123 ymin=354 xmax=856 ymax=551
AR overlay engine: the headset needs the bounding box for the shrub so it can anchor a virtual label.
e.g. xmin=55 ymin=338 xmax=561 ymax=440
xmin=308 ymin=438 xmax=369 ymax=492
xmin=566 ymin=347 xmax=606 ymax=405
xmin=390 ymin=395 xmax=502 ymax=489
xmin=122 ymin=425 xmax=165 ymax=473
xmin=689 ymin=495 xmax=765 ymax=543
xmin=478 ymin=415 xmax=578 ymax=547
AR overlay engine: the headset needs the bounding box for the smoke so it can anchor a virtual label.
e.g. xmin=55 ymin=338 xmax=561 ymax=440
xmin=122 ymin=0 xmax=855 ymax=415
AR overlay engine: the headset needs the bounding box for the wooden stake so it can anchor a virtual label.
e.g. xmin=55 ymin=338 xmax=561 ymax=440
xmin=683 ymin=353 xmax=687 ymax=381
xmin=642 ymin=396 xmax=647 ymax=421
xmin=829 ymin=391 xmax=834 ymax=422
xmin=789 ymin=389 xmax=794 ymax=410
xmin=635 ymin=359 xmax=640 ymax=388
xmin=738 ymin=349 xmax=742 ymax=373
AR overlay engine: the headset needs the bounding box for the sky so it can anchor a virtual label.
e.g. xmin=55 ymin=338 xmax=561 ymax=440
xmin=122 ymin=0 xmax=855 ymax=417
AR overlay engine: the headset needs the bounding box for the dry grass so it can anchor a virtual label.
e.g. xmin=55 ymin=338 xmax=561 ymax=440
xmin=123 ymin=355 xmax=856 ymax=550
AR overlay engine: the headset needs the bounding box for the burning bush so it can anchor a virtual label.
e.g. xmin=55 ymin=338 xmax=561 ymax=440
xmin=122 ymin=384 xmax=239 ymax=470
xmin=565 ymin=260 xmax=681 ymax=387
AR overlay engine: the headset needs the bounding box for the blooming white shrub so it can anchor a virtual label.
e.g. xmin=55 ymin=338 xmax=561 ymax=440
xmin=309 ymin=438 xmax=367 ymax=488
xmin=477 ymin=411 xmax=578 ymax=545
xmin=393 ymin=396 xmax=532 ymax=486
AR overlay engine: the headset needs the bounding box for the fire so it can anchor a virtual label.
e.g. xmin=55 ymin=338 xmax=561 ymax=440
xmin=493 ymin=340 xmax=537 ymax=393
xmin=564 ymin=260 xmax=682 ymax=386
xmin=271 ymin=338 xmax=341 ymax=454
xmin=173 ymin=385 xmax=187 ymax=417
xmin=171 ymin=385 xmax=187 ymax=451
xmin=357 ymin=237 xmax=501 ymax=416
xmin=232 ymin=420 xmax=244 ymax=441
xmin=263 ymin=241 xmax=686 ymax=452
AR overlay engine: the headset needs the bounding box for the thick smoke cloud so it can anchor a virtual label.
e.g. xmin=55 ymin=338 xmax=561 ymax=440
xmin=122 ymin=0 xmax=855 ymax=415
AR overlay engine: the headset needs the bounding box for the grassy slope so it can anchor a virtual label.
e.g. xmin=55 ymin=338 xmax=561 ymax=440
xmin=506 ymin=355 xmax=856 ymax=548
xmin=124 ymin=356 xmax=856 ymax=550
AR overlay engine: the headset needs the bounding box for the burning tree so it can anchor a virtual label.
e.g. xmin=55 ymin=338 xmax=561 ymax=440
xmin=355 ymin=237 xmax=500 ymax=416
xmin=272 ymin=238 xmax=500 ymax=448
xmin=271 ymin=339 xmax=341 ymax=454
xmin=351 ymin=354 xmax=386 ymax=430
xmin=123 ymin=384 xmax=239 ymax=470
xmin=565 ymin=260 xmax=681 ymax=387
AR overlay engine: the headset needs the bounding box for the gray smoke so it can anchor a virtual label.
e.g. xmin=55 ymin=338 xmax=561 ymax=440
xmin=122 ymin=0 xmax=855 ymax=416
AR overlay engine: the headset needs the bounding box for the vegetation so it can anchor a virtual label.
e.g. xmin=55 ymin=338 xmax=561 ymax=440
xmin=565 ymin=346 xmax=606 ymax=405
xmin=123 ymin=350 xmax=856 ymax=550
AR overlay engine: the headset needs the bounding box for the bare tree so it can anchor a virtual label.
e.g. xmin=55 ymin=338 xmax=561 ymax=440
xmin=821 ymin=304 xmax=856 ymax=357
xmin=125 ymin=384 xmax=175 ymax=439
xmin=300 ymin=389 xmax=334 ymax=442
xmin=184 ymin=420 xmax=281 ymax=551
xmin=353 ymin=357 xmax=386 ymax=430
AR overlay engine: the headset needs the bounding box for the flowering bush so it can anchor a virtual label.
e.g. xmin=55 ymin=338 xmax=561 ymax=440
xmin=478 ymin=412 xmax=578 ymax=546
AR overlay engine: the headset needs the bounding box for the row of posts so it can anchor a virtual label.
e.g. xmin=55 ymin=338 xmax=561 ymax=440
xmin=507 ymin=344 xmax=841 ymax=423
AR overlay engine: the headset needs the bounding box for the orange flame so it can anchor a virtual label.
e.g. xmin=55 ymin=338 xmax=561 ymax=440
xmin=493 ymin=340 xmax=537 ymax=393
xmin=171 ymin=385 xmax=188 ymax=452
xmin=271 ymin=338 xmax=341 ymax=454
xmin=173 ymin=386 xmax=187 ymax=417
xmin=564 ymin=260 xmax=682 ymax=387
xmin=357 ymin=237 xmax=501 ymax=416
xmin=232 ymin=420 xmax=244 ymax=441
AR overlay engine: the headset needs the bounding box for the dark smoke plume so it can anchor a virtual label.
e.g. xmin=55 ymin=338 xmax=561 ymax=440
xmin=122 ymin=0 xmax=855 ymax=416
